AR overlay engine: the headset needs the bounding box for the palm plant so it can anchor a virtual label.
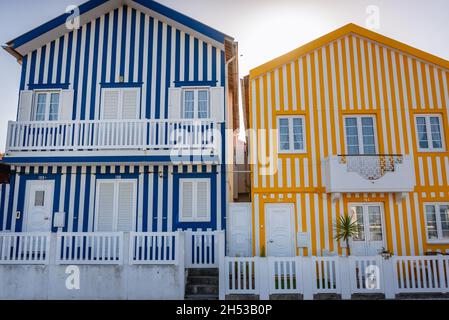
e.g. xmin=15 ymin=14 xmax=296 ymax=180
xmin=334 ymin=214 xmax=359 ymax=256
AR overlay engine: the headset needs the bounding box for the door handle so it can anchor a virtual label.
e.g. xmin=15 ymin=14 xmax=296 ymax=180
xmin=269 ymin=240 xmax=274 ymax=243
xmin=44 ymin=217 xmax=50 ymax=221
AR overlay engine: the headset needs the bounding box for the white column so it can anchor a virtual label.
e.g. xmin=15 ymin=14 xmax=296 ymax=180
xmin=382 ymin=258 xmax=396 ymax=299
xmin=258 ymin=257 xmax=270 ymax=300
xmin=301 ymin=257 xmax=314 ymax=300
xmin=339 ymin=256 xmax=351 ymax=299
xmin=218 ymin=231 xmax=226 ymax=300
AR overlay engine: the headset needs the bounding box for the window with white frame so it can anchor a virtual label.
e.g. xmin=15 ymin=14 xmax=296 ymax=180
xmin=344 ymin=116 xmax=377 ymax=155
xmin=101 ymin=87 xmax=140 ymax=119
xmin=425 ymin=203 xmax=449 ymax=242
xmin=33 ymin=91 xmax=60 ymax=121
xmin=277 ymin=116 xmax=306 ymax=153
xmin=95 ymin=179 xmax=137 ymax=232
xmin=182 ymin=89 xmax=210 ymax=119
xmin=179 ymin=178 xmax=211 ymax=222
xmin=415 ymin=115 xmax=445 ymax=152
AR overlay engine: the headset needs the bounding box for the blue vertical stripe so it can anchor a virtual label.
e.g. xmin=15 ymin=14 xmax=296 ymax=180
xmin=19 ymin=55 xmax=28 ymax=90
xmin=83 ymin=167 xmax=92 ymax=232
xmin=80 ymin=23 xmax=92 ymax=120
xmin=72 ymin=27 xmax=83 ymax=119
xmin=90 ymin=19 xmax=101 ymax=120
xmin=162 ymin=166 xmax=168 ymax=231
xmin=152 ymin=165 xmax=159 ymax=232
xmin=0 ymin=185 xmax=5 ymax=231
xmin=193 ymin=38 xmax=199 ymax=81
xmin=129 ymin=8 xmax=137 ymax=82
xmin=119 ymin=5 xmax=128 ymax=79
xmin=184 ymin=34 xmax=190 ymax=80
xmin=101 ymin=13 xmax=110 ymax=83
xmin=202 ymin=42 xmax=207 ymax=81
xmin=137 ymin=12 xmax=145 ymax=84
xmin=110 ymin=8 xmax=119 ymax=82
xmin=175 ymin=29 xmax=181 ymax=82
xmin=211 ymin=46 xmax=217 ymax=85
xmin=165 ymin=25 xmax=172 ymax=118
xmin=65 ymin=31 xmax=74 ymax=85
xmin=56 ymin=36 xmax=64 ymax=84
xmin=28 ymin=51 xmax=37 ymax=87
xmin=38 ymin=45 xmax=47 ymax=84
xmin=47 ymin=41 xmax=56 ymax=83
xmin=155 ymin=21 xmax=163 ymax=119
xmin=145 ymin=17 xmax=154 ymax=119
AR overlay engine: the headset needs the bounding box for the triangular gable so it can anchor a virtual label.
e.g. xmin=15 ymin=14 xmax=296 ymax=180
xmin=250 ymin=23 xmax=449 ymax=79
xmin=4 ymin=0 xmax=231 ymax=61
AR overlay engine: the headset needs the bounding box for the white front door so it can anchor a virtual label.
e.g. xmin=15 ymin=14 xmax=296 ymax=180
xmin=228 ymin=203 xmax=251 ymax=257
xmin=265 ymin=204 xmax=295 ymax=257
xmin=348 ymin=203 xmax=386 ymax=256
xmin=24 ymin=180 xmax=54 ymax=232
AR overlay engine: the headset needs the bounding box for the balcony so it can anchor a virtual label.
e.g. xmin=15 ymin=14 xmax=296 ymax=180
xmin=5 ymin=119 xmax=221 ymax=160
xmin=324 ymin=154 xmax=415 ymax=194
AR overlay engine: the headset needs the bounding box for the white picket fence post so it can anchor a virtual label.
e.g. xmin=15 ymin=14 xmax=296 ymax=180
xmin=382 ymin=258 xmax=396 ymax=299
xmin=258 ymin=257 xmax=269 ymax=300
xmin=177 ymin=231 xmax=186 ymax=299
xmin=301 ymin=257 xmax=314 ymax=300
xmin=339 ymin=257 xmax=351 ymax=299
xmin=218 ymin=231 xmax=226 ymax=300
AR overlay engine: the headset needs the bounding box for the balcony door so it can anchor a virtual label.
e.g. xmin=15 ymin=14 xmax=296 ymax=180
xmin=348 ymin=203 xmax=386 ymax=256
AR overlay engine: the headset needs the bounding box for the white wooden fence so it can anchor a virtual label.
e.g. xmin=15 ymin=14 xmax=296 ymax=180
xmin=6 ymin=119 xmax=219 ymax=152
xmin=0 ymin=233 xmax=51 ymax=264
xmin=185 ymin=230 xmax=221 ymax=268
xmin=56 ymin=232 xmax=124 ymax=265
xmin=220 ymin=255 xmax=449 ymax=299
xmin=129 ymin=232 xmax=179 ymax=265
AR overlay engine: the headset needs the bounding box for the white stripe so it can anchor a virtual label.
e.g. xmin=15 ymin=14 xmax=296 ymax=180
xmin=217 ymin=167 xmax=222 ymax=230
xmin=314 ymin=50 xmax=325 ymax=186
xmin=296 ymin=194 xmax=303 ymax=256
xmin=299 ymin=57 xmax=306 ymax=110
xmin=11 ymin=176 xmax=20 ymax=232
xmin=259 ymin=78 xmax=266 ymax=189
xmin=115 ymin=6 xmax=123 ymax=82
xmin=24 ymin=53 xmax=31 ymax=90
xmin=314 ymin=194 xmax=321 ymax=255
xmin=266 ymin=73 xmax=275 ymax=189
xmin=85 ymin=21 xmax=96 ymax=120
xmin=307 ymin=54 xmax=317 ymax=187
xmin=2 ymin=185 xmax=10 ymax=231
xmin=295 ymin=158 xmax=300 ymax=187
xmin=383 ymin=48 xmax=397 ymax=153
xmin=34 ymin=48 xmax=41 ymax=84
xmin=141 ymin=14 xmax=149 ymax=118
xmin=216 ymin=48 xmax=222 ymax=86
xmin=291 ymin=62 xmax=297 ymax=111
xmin=43 ymin=44 xmax=50 ymax=84
xmin=404 ymin=196 xmax=415 ymax=256
xmin=345 ymin=36 xmax=354 ymax=110
xmin=359 ymin=38 xmax=370 ymax=109
xmin=436 ymin=157 xmax=443 ymax=186
xmin=418 ymin=157 xmax=425 ymax=186
xmin=407 ymin=57 xmax=417 ymax=108
xmin=157 ymin=168 xmax=163 ymax=231
xmin=124 ymin=6 xmax=131 ymax=81
xmin=207 ymin=43 xmax=212 ymax=81
xmin=434 ymin=68 xmax=442 ymax=109
xmin=303 ymin=158 xmax=309 ymax=187
xmin=286 ymin=158 xmax=292 ymax=188
xmin=106 ymin=11 xmax=114 ymax=83
xmin=254 ymin=194 xmax=260 ymax=256
xmin=322 ymin=196 xmax=329 ymax=253
xmin=427 ymin=157 xmax=434 ymax=186
xmin=277 ymin=158 xmax=283 ymax=188
xmin=137 ymin=171 xmax=144 ymax=231
xmin=416 ymin=61 xmax=425 ymax=108
xmin=251 ymin=80 xmax=258 ymax=188
xmin=95 ymin=15 xmax=105 ymax=120
xmin=366 ymin=41 xmax=377 ymax=108
xmin=189 ymin=34 xmax=194 ymax=81
xmin=52 ymin=38 xmax=60 ymax=83
xmin=67 ymin=166 xmax=77 ymax=231
xmin=443 ymin=71 xmax=449 ymax=108
xmin=274 ymin=69 xmax=280 ymax=111
xmin=322 ymin=47 xmax=333 ymax=157
xmin=413 ymin=193 xmax=424 ymax=254
xmin=305 ymin=193 xmax=312 ymax=255
xmin=179 ymin=31 xmax=185 ymax=81
xmin=390 ymin=51 xmax=405 ymax=154
xmin=88 ymin=173 xmax=96 ymax=231
xmin=330 ymin=43 xmax=341 ymax=154
xmin=397 ymin=200 xmax=406 ymax=255
xmin=375 ymin=45 xmax=389 ymax=152
xmin=147 ymin=169 xmax=154 ymax=231
xmin=76 ymin=26 xmax=87 ymax=120
xmin=282 ymin=64 xmax=288 ymax=111
xmin=198 ymin=39 xmax=203 ymax=81
xmin=77 ymin=168 xmax=86 ymax=231
xmin=352 ymin=36 xmax=362 ymax=109
xmin=337 ymin=39 xmax=346 ymax=109
xmin=150 ymin=20 xmax=158 ymax=119
xmin=159 ymin=23 xmax=167 ymax=119
xmin=133 ymin=11 xmax=140 ymax=83
xmin=425 ymin=64 xmax=434 ymax=108
xmin=167 ymin=166 xmax=173 ymax=231
xmin=388 ymin=194 xmax=398 ymax=255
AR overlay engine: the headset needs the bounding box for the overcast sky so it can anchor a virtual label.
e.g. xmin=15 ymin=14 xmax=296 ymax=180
xmin=0 ymin=0 xmax=448 ymax=152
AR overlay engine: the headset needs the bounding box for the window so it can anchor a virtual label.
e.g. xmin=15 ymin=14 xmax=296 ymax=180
xmin=344 ymin=116 xmax=377 ymax=155
xmin=101 ymin=88 xmax=140 ymax=119
xmin=179 ymin=178 xmax=211 ymax=222
xmin=95 ymin=179 xmax=136 ymax=232
xmin=34 ymin=191 xmax=45 ymax=207
xmin=277 ymin=116 xmax=306 ymax=153
xmin=425 ymin=203 xmax=449 ymax=242
xmin=415 ymin=115 xmax=445 ymax=152
xmin=182 ymin=89 xmax=210 ymax=119
xmin=33 ymin=91 xmax=60 ymax=121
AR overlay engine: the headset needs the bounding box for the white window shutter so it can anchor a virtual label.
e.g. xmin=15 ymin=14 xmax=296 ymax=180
xmin=196 ymin=181 xmax=210 ymax=220
xmin=60 ymin=90 xmax=74 ymax=120
xmin=210 ymin=87 xmax=224 ymax=122
xmin=181 ymin=181 xmax=193 ymax=219
xmin=102 ymin=90 xmax=120 ymax=119
xmin=17 ymin=90 xmax=33 ymax=121
xmin=96 ymin=182 xmax=115 ymax=232
xmin=168 ymin=87 xmax=182 ymax=119
xmin=122 ymin=89 xmax=139 ymax=119
xmin=117 ymin=181 xmax=135 ymax=232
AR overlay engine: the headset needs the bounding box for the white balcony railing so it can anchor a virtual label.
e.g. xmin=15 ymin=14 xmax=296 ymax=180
xmin=324 ymin=154 xmax=415 ymax=193
xmin=6 ymin=119 xmax=219 ymax=152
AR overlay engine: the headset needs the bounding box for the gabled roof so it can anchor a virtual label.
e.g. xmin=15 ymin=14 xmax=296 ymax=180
xmin=4 ymin=0 xmax=232 ymax=61
xmin=249 ymin=23 xmax=449 ymax=79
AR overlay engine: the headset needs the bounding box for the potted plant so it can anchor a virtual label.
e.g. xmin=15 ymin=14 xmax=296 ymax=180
xmin=334 ymin=214 xmax=358 ymax=256
xmin=379 ymin=247 xmax=393 ymax=260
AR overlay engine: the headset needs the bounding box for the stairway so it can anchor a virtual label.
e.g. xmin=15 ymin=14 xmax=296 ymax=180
xmin=185 ymin=268 xmax=219 ymax=300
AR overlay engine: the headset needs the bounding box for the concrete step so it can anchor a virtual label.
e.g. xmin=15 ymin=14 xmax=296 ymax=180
xmin=187 ymin=276 xmax=219 ymax=286
xmin=187 ymin=268 xmax=219 ymax=277
xmin=186 ymin=284 xmax=219 ymax=295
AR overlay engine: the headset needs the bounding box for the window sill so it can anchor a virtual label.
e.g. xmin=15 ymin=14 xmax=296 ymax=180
xmin=427 ymin=240 xmax=449 ymax=245
xmin=278 ymin=150 xmax=307 ymax=155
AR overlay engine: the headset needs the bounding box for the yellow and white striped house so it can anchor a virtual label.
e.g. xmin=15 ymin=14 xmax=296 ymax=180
xmin=246 ymin=23 xmax=449 ymax=257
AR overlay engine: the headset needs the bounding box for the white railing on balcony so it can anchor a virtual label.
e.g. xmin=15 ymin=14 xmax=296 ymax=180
xmin=0 ymin=233 xmax=51 ymax=264
xmin=56 ymin=232 xmax=123 ymax=265
xmin=324 ymin=154 xmax=415 ymax=193
xmin=129 ymin=232 xmax=179 ymax=265
xmin=6 ymin=119 xmax=219 ymax=152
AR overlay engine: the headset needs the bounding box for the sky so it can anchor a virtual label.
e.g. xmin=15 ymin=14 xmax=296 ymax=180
xmin=0 ymin=0 xmax=448 ymax=152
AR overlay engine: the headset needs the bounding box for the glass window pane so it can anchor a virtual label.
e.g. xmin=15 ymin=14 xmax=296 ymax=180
xmin=183 ymin=91 xmax=194 ymax=119
xmin=425 ymin=205 xmax=438 ymax=240
xmin=34 ymin=191 xmax=45 ymax=207
xmin=345 ymin=117 xmax=359 ymax=154
xmin=439 ymin=205 xmax=449 ymax=239
xmin=49 ymin=93 xmax=59 ymax=121
xmin=430 ymin=117 xmax=442 ymax=149
xmin=292 ymin=118 xmax=304 ymax=150
xmin=368 ymin=206 xmax=383 ymax=241
xmin=362 ymin=117 xmax=376 ymax=154
xmin=35 ymin=93 xmax=47 ymax=121
xmin=198 ymin=90 xmax=209 ymax=119
xmin=279 ymin=119 xmax=290 ymax=151
xmin=350 ymin=206 xmax=365 ymax=241
xmin=416 ymin=117 xmax=429 ymax=149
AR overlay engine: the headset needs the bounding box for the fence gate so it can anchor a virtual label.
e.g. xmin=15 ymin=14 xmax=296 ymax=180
xmin=227 ymin=203 xmax=252 ymax=257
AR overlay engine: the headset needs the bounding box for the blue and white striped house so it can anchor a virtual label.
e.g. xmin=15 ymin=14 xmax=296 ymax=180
xmin=0 ymin=0 xmax=239 ymax=238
